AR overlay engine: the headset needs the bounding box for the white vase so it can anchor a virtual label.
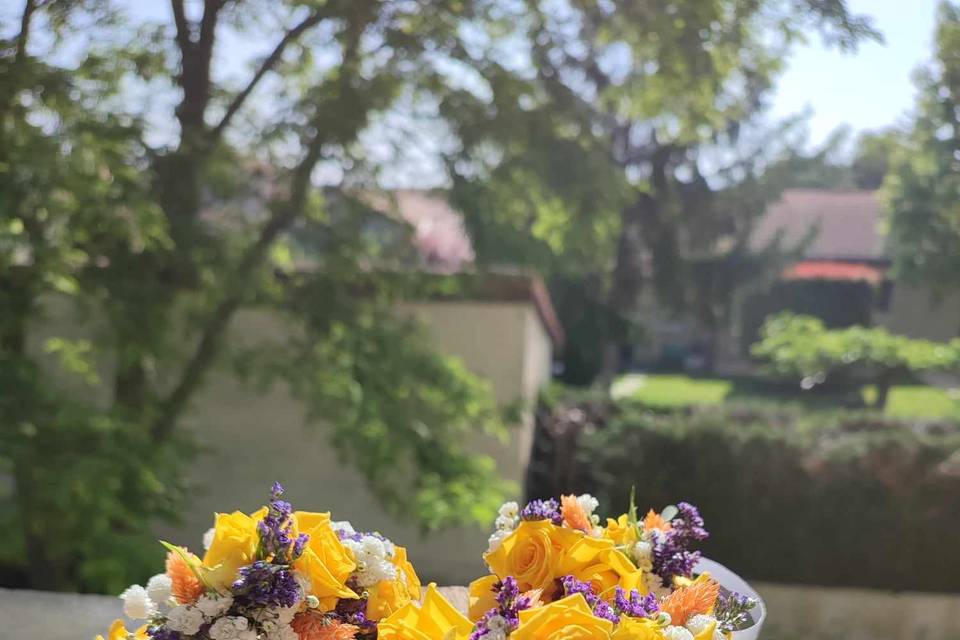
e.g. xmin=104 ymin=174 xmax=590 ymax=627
xmin=694 ymin=557 xmax=766 ymax=640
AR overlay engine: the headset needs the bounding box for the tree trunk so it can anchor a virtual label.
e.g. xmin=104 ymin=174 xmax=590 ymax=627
xmin=873 ymin=371 xmax=895 ymax=410
xmin=597 ymin=196 xmax=648 ymax=388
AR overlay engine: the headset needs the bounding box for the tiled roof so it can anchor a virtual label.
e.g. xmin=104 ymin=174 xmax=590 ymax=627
xmin=751 ymin=189 xmax=884 ymax=260
xmin=370 ymin=190 xmax=475 ymax=272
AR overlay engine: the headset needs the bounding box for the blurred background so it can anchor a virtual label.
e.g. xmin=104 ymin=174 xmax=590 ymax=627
xmin=2 ymin=0 xmax=960 ymax=638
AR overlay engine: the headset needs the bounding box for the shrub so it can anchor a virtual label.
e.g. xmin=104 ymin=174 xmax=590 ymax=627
xmin=568 ymin=401 xmax=960 ymax=592
xmin=751 ymin=312 xmax=960 ymax=407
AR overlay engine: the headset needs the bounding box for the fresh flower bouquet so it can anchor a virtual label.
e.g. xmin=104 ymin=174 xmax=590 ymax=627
xmin=98 ymin=483 xmax=420 ymax=640
xmin=378 ymin=494 xmax=759 ymax=640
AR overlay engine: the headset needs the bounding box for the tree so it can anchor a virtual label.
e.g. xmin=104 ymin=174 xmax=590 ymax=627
xmin=752 ymin=312 xmax=960 ymax=409
xmin=885 ymin=1 xmax=960 ymax=295
xmin=1 ymin=0 xmax=514 ymax=591
xmin=443 ymin=0 xmax=878 ymax=384
xmin=762 ymin=126 xmax=901 ymax=190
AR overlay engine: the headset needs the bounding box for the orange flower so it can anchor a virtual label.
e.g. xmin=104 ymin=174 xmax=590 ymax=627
xmin=291 ymin=611 xmax=359 ymax=640
xmin=642 ymin=509 xmax=672 ymax=533
xmin=166 ymin=548 xmax=204 ymax=604
xmin=660 ymin=576 xmax=720 ymax=627
xmin=561 ymin=495 xmax=592 ymax=533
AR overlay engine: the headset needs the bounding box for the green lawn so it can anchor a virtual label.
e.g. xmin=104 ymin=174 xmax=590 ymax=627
xmin=613 ymin=373 xmax=960 ymax=419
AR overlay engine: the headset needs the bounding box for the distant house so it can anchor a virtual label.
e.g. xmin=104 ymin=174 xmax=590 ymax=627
xmin=744 ymin=188 xmax=960 ymax=347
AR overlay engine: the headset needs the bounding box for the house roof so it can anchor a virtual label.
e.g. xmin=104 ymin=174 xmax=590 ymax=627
xmin=367 ymin=189 xmax=475 ymax=272
xmin=751 ymin=189 xmax=885 ymax=261
xmin=783 ymin=260 xmax=885 ymax=285
xmin=366 ymin=191 xmax=565 ymax=349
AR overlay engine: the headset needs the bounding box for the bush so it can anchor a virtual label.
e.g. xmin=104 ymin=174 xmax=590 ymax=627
xmin=563 ymin=401 xmax=960 ymax=592
xmin=751 ymin=312 xmax=960 ymax=407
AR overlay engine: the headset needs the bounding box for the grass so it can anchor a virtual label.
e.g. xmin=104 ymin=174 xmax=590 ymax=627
xmin=612 ymin=374 xmax=732 ymax=409
xmin=614 ymin=373 xmax=960 ymax=419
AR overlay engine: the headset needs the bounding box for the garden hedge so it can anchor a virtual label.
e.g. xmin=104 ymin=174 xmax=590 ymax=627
xmin=529 ymin=397 xmax=960 ymax=592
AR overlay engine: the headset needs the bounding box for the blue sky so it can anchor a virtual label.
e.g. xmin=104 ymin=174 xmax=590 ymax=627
xmin=770 ymin=0 xmax=938 ymax=146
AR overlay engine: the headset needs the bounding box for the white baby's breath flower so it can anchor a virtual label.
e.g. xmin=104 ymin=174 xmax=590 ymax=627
xmin=272 ymin=605 xmax=299 ymax=625
xmin=196 ymin=593 xmax=234 ymax=619
xmin=209 ymin=615 xmax=255 ymax=640
xmin=685 ymin=614 xmax=717 ymax=635
xmin=120 ymin=584 xmax=156 ymax=620
xmin=202 ymin=527 xmax=216 ymax=551
xmin=331 ymin=520 xmax=356 ymax=536
xmin=145 ymin=574 xmax=173 ymax=607
xmin=266 ymin=624 xmax=300 ymax=640
xmin=292 ymin=570 xmax=312 ymax=595
xmin=629 ymin=540 xmax=654 ymax=571
xmin=342 ymin=534 xmax=397 ymax=587
xmin=487 ymin=528 xmax=510 ymax=554
xmin=166 ymin=605 xmax=205 ymax=635
xmin=576 ymin=494 xmax=599 ymax=517
xmin=498 ymin=501 xmax=519 ymax=520
xmin=662 ymin=625 xmax=695 ymax=640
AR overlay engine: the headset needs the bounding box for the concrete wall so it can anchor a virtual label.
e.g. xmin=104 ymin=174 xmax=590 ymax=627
xmin=160 ymin=301 xmax=552 ymax=584
xmin=755 ymin=581 xmax=960 ymax=640
xmin=875 ymin=283 xmax=960 ymax=342
xmin=26 ymin=297 xmax=553 ymax=585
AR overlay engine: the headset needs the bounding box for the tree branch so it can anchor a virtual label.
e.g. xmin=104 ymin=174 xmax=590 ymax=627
xmin=212 ymin=8 xmax=329 ymax=140
xmin=150 ymin=121 xmax=327 ymax=442
xmin=14 ymin=0 xmax=37 ymax=64
xmin=170 ymin=0 xmax=191 ymax=54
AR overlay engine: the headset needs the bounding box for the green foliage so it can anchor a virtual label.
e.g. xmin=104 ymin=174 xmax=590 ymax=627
xmin=740 ymin=280 xmax=875 ymax=354
xmin=444 ymin=0 xmax=878 ymax=384
xmin=885 ymin=1 xmax=960 ymax=290
xmin=751 ymin=313 xmax=960 ymax=398
xmin=0 ymin=357 xmax=188 ymax=593
xmin=0 ymin=0 xmax=517 ymax=592
xmin=236 ymin=272 xmax=512 ymax=531
xmin=576 ymin=402 xmax=960 ymax=592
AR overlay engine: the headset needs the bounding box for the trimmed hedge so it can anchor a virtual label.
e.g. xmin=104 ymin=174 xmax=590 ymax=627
xmin=535 ymin=398 xmax=960 ymax=592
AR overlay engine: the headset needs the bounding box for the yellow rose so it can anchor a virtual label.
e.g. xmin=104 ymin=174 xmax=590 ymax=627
xmin=368 ymin=544 xmax=422 ymax=620
xmin=379 ymin=583 xmax=473 ymax=640
xmin=367 ymin=578 xmax=411 ymax=620
xmin=290 ymin=511 xmax=357 ymax=610
xmin=96 ymin=619 xmax=148 ymax=640
xmin=202 ymin=508 xmax=265 ymax=588
xmin=610 ymin=617 xmax=663 ymax=640
xmin=293 ymin=511 xmax=356 ymax=583
xmin=485 ymin=520 xmax=580 ymax=595
xmin=558 ymin=538 xmax=646 ymax=599
xmin=512 ymin=593 xmax=613 ymax=640
xmin=604 ymin=515 xmax=639 ymax=547
xmin=395 ymin=545 xmax=422 ymax=597
xmin=468 ymin=574 xmax=500 ymax=621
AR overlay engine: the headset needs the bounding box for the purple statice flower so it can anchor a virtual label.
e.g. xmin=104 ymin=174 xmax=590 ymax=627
xmin=651 ymin=502 xmax=709 ymax=586
xmin=520 ymin=499 xmax=563 ymax=525
xmin=470 ymin=576 xmax=539 ymax=640
xmin=231 ymin=560 xmax=302 ymax=609
xmin=613 ymin=587 xmax=659 ymax=619
xmin=336 ymin=529 xmax=366 ymax=543
xmin=332 ymin=577 xmax=376 ymax=632
xmin=147 ymin=627 xmax=181 ymax=640
xmin=714 ymin=590 xmax=758 ymax=632
xmin=558 ymin=575 xmax=618 ymax=623
xmin=257 ymin=482 xmax=309 ymax=565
